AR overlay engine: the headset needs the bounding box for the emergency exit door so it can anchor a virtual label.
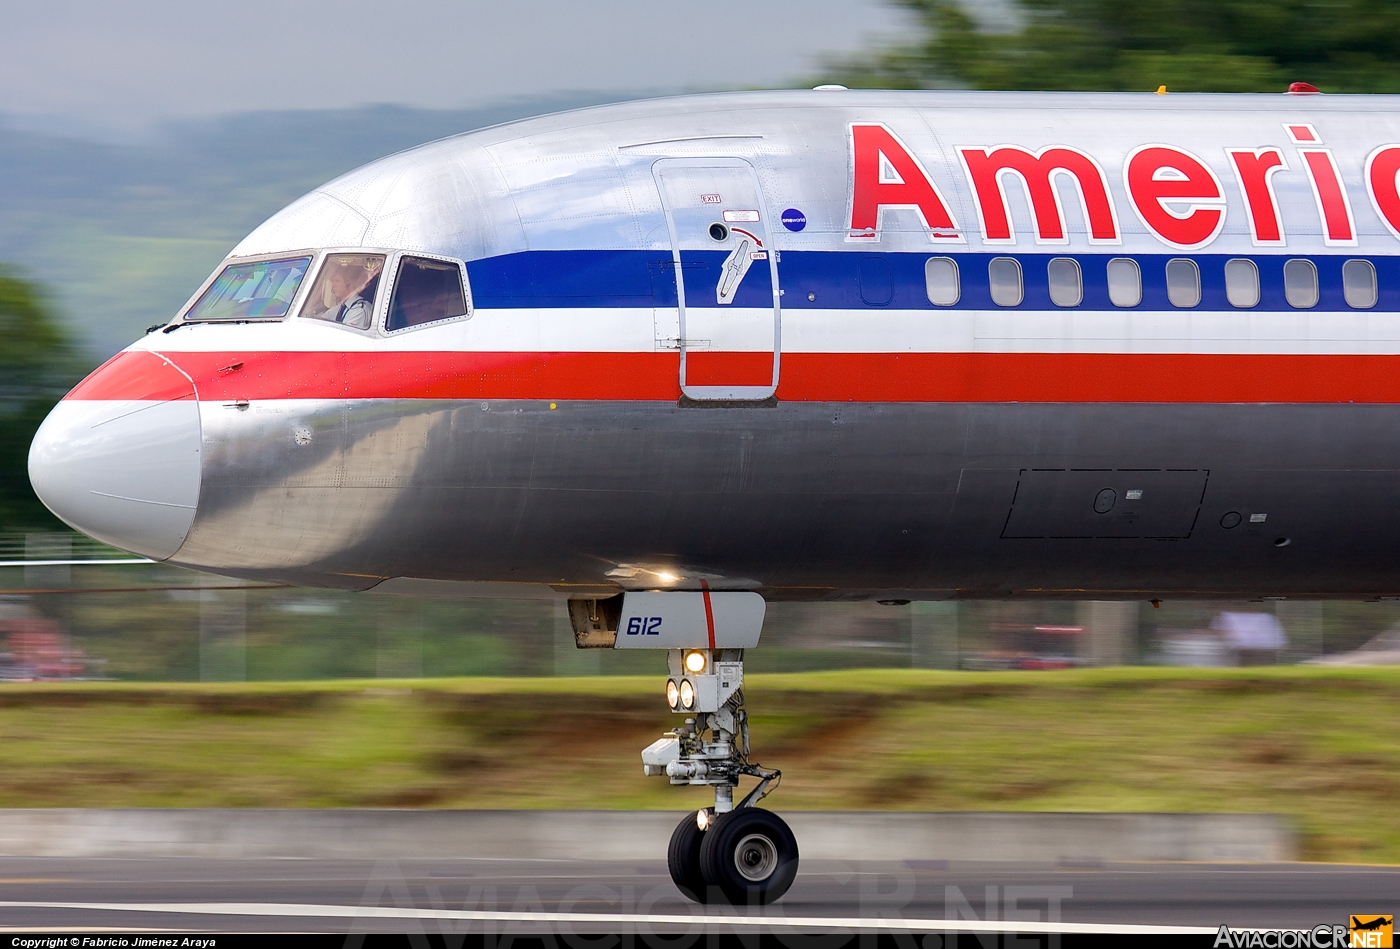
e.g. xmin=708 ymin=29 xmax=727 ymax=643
xmin=653 ymin=158 xmax=781 ymax=401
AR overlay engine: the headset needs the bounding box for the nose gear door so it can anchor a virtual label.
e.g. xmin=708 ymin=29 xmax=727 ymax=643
xmin=653 ymin=158 xmax=780 ymax=402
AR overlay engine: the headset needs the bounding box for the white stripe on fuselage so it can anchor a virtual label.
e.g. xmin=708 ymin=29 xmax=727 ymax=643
xmin=130 ymin=305 xmax=1400 ymax=357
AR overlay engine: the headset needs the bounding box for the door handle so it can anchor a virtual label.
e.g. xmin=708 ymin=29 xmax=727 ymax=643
xmin=716 ymin=239 xmax=754 ymax=305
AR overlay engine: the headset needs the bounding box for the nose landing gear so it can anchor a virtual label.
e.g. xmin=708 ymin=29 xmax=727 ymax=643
xmin=571 ymin=590 xmax=798 ymax=904
xmin=641 ymin=646 xmax=798 ymax=904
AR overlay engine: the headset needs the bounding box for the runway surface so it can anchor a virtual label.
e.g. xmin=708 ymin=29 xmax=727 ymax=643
xmin=0 ymin=857 xmax=1393 ymax=934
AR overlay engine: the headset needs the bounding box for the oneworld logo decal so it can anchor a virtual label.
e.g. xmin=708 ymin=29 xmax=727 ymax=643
xmin=781 ymin=208 xmax=807 ymax=232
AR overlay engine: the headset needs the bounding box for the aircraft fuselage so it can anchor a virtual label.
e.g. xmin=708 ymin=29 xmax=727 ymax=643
xmin=29 ymin=90 xmax=1400 ymax=600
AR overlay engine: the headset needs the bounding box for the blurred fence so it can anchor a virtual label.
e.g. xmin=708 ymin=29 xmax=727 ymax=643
xmin=1 ymin=531 xmax=1397 ymax=682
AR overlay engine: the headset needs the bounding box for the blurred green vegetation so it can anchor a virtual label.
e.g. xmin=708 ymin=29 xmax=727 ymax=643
xmin=0 ymin=273 xmax=81 ymax=532
xmin=1 ymin=668 xmax=1396 ymax=862
xmin=832 ymin=0 xmax=1400 ymax=93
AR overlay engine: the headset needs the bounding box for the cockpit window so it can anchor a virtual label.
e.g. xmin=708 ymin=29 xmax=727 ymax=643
xmin=184 ymin=256 xmax=311 ymax=321
xmin=301 ymin=254 xmax=385 ymax=329
xmin=386 ymin=256 xmax=468 ymax=331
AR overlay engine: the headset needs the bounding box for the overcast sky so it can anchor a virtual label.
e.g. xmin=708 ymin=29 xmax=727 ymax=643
xmin=0 ymin=0 xmax=912 ymax=130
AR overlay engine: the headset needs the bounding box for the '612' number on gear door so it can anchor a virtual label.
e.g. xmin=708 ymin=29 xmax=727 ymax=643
xmin=626 ymin=616 xmax=663 ymax=635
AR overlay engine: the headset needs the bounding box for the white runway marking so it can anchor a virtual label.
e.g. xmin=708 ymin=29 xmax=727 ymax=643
xmin=0 ymin=559 xmax=152 ymax=566
xmin=0 ymin=902 xmax=1216 ymax=934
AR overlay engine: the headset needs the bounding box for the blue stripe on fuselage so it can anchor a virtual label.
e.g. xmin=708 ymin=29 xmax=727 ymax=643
xmin=465 ymin=249 xmax=1400 ymax=313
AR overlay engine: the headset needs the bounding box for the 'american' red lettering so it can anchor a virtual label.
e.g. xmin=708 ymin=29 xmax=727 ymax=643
xmin=1125 ymin=145 xmax=1226 ymax=249
xmin=959 ymin=146 xmax=1119 ymax=243
xmin=1365 ymin=145 xmax=1400 ymax=241
xmin=1227 ymin=148 xmax=1287 ymax=245
xmin=848 ymin=124 xmax=960 ymax=240
xmin=1300 ymin=149 xmax=1357 ymax=245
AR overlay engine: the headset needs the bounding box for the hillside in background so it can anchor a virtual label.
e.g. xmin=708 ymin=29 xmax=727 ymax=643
xmin=0 ymin=92 xmax=649 ymax=364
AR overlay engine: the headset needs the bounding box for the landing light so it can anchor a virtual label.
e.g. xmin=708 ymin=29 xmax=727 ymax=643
xmin=697 ymin=808 xmax=713 ymax=830
xmin=679 ymin=678 xmax=696 ymax=710
xmin=666 ymin=678 xmax=680 ymax=709
xmin=683 ymin=649 xmax=708 ymax=674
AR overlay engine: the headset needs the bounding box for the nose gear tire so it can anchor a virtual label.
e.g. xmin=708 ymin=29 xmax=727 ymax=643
xmin=698 ymin=807 xmax=798 ymax=905
xmin=667 ymin=813 xmax=709 ymax=903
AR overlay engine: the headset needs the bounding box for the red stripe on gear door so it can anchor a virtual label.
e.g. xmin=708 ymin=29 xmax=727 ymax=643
xmin=701 ymin=580 xmax=716 ymax=650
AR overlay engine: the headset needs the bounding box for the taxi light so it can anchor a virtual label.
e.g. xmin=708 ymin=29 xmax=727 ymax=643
xmin=665 ymin=678 xmax=680 ymax=709
xmin=684 ymin=649 xmax=708 ymax=674
xmin=697 ymin=808 xmax=713 ymax=830
xmin=679 ymin=678 xmax=696 ymax=709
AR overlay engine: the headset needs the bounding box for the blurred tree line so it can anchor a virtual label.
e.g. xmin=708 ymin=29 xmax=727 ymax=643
xmin=834 ymin=0 xmax=1400 ymax=93
xmin=0 ymin=268 xmax=80 ymax=531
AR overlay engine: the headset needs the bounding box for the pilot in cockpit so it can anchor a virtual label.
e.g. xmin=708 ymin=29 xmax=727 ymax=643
xmin=304 ymin=254 xmax=384 ymax=329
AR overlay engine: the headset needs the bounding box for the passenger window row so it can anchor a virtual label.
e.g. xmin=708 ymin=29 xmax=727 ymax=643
xmin=923 ymin=256 xmax=1380 ymax=310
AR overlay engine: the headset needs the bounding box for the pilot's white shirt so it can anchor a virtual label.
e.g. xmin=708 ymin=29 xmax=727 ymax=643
xmin=332 ymin=295 xmax=371 ymax=329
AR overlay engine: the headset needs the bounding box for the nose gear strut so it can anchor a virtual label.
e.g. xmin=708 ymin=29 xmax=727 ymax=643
xmin=639 ymin=647 xmax=798 ymax=904
xmin=570 ymin=591 xmax=799 ymax=905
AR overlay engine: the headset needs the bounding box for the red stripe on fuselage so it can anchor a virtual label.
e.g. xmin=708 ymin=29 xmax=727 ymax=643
xmin=686 ymin=351 xmax=773 ymax=387
xmin=782 ymin=352 xmax=1400 ymax=403
xmin=71 ymin=350 xmax=680 ymax=402
xmin=62 ymin=349 xmax=1400 ymax=403
xmin=65 ymin=350 xmax=195 ymax=402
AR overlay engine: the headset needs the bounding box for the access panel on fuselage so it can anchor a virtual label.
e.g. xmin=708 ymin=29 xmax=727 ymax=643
xmin=653 ymin=158 xmax=780 ymax=401
xmin=1001 ymin=469 xmax=1209 ymax=539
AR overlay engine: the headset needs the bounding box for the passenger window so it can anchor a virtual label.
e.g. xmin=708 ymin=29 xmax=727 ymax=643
xmin=1284 ymin=258 xmax=1318 ymax=308
xmin=387 ymin=256 xmax=469 ymax=331
xmin=185 ymin=256 xmax=312 ymax=321
xmin=988 ymin=257 xmax=1023 ymax=307
xmin=1047 ymin=258 xmax=1082 ymax=307
xmin=301 ymin=253 xmax=385 ymax=329
xmin=1166 ymin=258 xmax=1201 ymax=308
xmin=1106 ymin=257 xmax=1141 ymax=307
xmin=1344 ymin=259 xmax=1377 ymax=308
xmin=1224 ymin=259 xmax=1259 ymax=308
xmin=925 ymin=257 xmax=960 ymax=306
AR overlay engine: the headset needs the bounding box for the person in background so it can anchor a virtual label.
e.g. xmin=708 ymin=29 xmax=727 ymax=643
xmin=1212 ymin=611 xmax=1289 ymax=666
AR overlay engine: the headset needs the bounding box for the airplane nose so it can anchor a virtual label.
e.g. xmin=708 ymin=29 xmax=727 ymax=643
xmin=28 ymin=350 xmax=202 ymax=561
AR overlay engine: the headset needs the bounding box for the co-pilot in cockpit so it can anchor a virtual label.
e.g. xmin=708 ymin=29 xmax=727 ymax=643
xmin=302 ymin=253 xmax=385 ymax=329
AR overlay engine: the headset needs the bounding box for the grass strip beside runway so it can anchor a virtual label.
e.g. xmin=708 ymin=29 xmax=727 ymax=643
xmin=0 ymin=666 xmax=1396 ymax=863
